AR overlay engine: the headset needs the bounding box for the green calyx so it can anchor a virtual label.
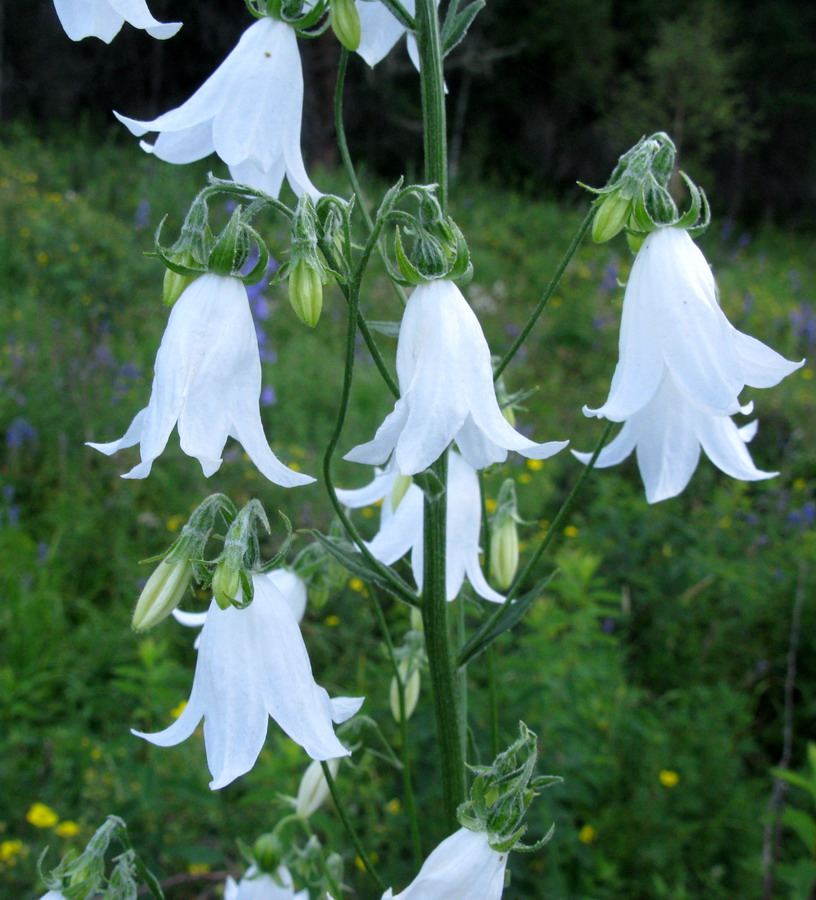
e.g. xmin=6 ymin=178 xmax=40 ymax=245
xmin=583 ymin=132 xmax=710 ymax=246
xmin=212 ymin=501 xmax=294 ymax=611
xmin=258 ymin=0 xmax=331 ymax=34
xmin=392 ymin=186 xmax=472 ymax=286
xmin=154 ymin=187 xmax=273 ymax=292
xmin=457 ymin=722 xmax=562 ymax=853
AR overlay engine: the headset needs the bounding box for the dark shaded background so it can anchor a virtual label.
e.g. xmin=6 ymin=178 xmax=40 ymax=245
xmin=2 ymin=0 xmax=816 ymax=224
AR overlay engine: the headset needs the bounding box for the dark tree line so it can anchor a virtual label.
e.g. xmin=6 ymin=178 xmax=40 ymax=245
xmin=3 ymin=0 xmax=815 ymax=225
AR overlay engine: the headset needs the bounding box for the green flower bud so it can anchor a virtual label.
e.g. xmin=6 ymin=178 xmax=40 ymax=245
xmin=132 ymin=558 xmax=191 ymax=632
xmin=296 ymin=757 xmax=339 ymax=819
xmin=490 ymin=516 xmax=519 ymax=591
xmin=389 ymin=659 xmax=421 ymax=723
xmin=252 ymin=832 xmax=283 ymax=874
xmin=288 ymin=257 xmax=324 ymax=328
xmin=592 ymin=192 xmax=632 ymax=244
xmin=212 ymin=560 xmax=241 ymax=610
xmin=330 ymin=0 xmax=361 ymax=51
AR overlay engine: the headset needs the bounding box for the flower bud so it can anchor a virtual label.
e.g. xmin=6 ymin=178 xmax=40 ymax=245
xmin=252 ymin=832 xmax=283 ymax=874
xmin=212 ymin=561 xmax=241 ymax=610
xmin=490 ymin=516 xmax=519 ymax=591
xmin=330 ymin=0 xmax=361 ymax=51
xmin=389 ymin=660 xmax=421 ymax=723
xmin=288 ymin=257 xmax=323 ymax=328
xmin=132 ymin=558 xmax=191 ymax=632
xmin=296 ymin=758 xmax=340 ymax=819
xmin=592 ymin=192 xmax=632 ymax=244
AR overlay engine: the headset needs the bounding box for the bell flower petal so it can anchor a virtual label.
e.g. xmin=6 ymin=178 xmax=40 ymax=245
xmin=87 ymin=274 xmax=313 ymax=488
xmin=53 ymin=0 xmax=180 ymax=42
xmin=133 ymin=573 xmax=362 ymax=789
xmin=114 ymin=17 xmax=319 ymax=199
xmin=225 ymin=866 xmax=309 ymax=900
xmin=345 ymin=279 xmax=568 ymax=474
xmin=355 ymin=0 xmax=418 ymax=67
xmin=338 ymin=452 xmax=504 ymax=603
xmin=585 ymin=227 xmax=803 ymax=421
xmin=384 ymin=827 xmax=509 ymax=900
xmin=574 ymin=375 xmax=776 ymax=503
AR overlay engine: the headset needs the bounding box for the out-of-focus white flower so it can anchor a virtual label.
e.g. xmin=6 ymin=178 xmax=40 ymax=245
xmin=87 ymin=274 xmax=313 ymax=488
xmin=355 ymin=0 xmax=420 ymax=68
xmin=225 ymin=866 xmax=308 ymax=900
xmin=585 ymin=227 xmax=802 ymax=422
xmin=345 ymin=279 xmax=568 ymax=474
xmin=337 ymin=451 xmax=504 ymax=603
xmin=133 ymin=573 xmax=363 ymax=789
xmin=381 ymin=827 xmax=509 ymax=900
xmin=39 ymin=892 xmax=68 ymax=900
xmin=114 ymin=17 xmax=319 ymax=199
xmin=576 ymin=376 xmax=775 ymax=503
xmin=52 ymin=0 xmax=180 ymax=42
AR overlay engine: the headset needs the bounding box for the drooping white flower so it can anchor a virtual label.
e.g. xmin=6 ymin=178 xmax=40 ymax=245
xmin=225 ymin=866 xmax=308 ymax=900
xmin=87 ymin=274 xmax=313 ymax=488
xmin=345 ymin=279 xmax=568 ymax=474
xmin=52 ymin=0 xmax=180 ymax=42
xmin=337 ymin=451 xmax=504 ymax=602
xmin=381 ymin=827 xmax=509 ymax=900
xmin=584 ymin=227 xmax=803 ymax=422
xmin=134 ymin=573 xmax=362 ymax=789
xmin=575 ymin=375 xmax=776 ymax=503
xmin=355 ymin=0 xmax=420 ymax=69
xmin=114 ymin=17 xmax=319 ymax=199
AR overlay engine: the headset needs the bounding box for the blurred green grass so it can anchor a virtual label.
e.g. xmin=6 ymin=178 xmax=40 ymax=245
xmin=0 ymin=125 xmax=814 ymax=899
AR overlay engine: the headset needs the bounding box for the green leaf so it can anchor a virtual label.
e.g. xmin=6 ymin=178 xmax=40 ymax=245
xmin=309 ymin=532 xmax=417 ymax=603
xmin=442 ymin=0 xmax=485 ymax=56
xmin=457 ymin=571 xmax=557 ymax=667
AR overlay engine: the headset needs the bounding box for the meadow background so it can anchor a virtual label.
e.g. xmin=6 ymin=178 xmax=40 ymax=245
xmin=1 ymin=0 xmax=816 ymax=897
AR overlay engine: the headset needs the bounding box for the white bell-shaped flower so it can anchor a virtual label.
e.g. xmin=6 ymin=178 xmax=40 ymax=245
xmin=87 ymin=274 xmax=313 ymax=488
xmin=345 ymin=279 xmax=568 ymax=474
xmin=585 ymin=227 xmax=802 ymax=422
xmin=114 ymin=17 xmax=319 ymax=199
xmin=382 ymin=827 xmax=509 ymax=900
xmin=134 ymin=572 xmax=363 ymax=789
xmin=337 ymin=451 xmax=504 ymax=603
xmin=575 ymin=375 xmax=776 ymax=503
xmin=225 ymin=866 xmax=309 ymax=900
xmin=52 ymin=0 xmax=180 ymax=42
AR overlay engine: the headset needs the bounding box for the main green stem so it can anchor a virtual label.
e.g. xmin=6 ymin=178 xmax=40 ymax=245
xmin=415 ymin=0 xmax=466 ymax=830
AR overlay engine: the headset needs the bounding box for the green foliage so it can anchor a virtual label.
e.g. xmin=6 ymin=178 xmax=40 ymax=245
xmin=1 ymin=126 xmax=814 ymax=898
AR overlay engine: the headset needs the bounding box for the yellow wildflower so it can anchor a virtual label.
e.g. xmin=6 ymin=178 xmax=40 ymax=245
xmin=26 ymin=803 xmax=59 ymax=828
xmin=578 ymin=824 xmax=597 ymax=844
xmin=55 ymin=821 xmax=80 ymax=837
xmin=659 ymin=769 xmax=680 ymax=788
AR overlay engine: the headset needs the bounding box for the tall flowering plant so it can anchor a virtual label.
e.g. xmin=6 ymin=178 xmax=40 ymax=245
xmin=37 ymin=2 xmax=803 ymax=899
